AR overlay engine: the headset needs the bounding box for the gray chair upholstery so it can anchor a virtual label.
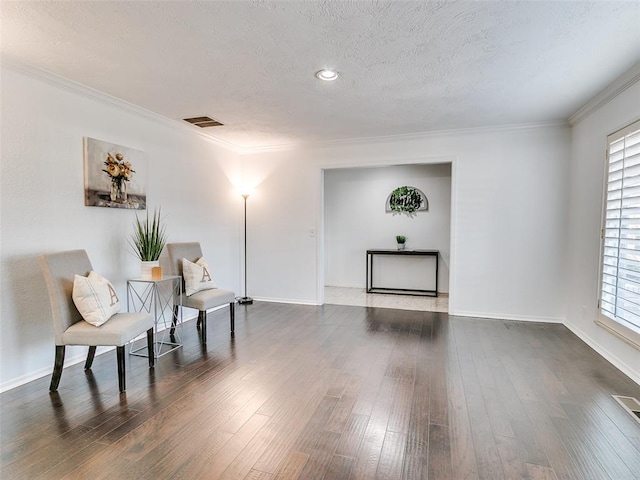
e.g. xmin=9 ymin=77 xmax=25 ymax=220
xmin=40 ymin=249 xmax=154 ymax=392
xmin=162 ymin=242 xmax=235 ymax=343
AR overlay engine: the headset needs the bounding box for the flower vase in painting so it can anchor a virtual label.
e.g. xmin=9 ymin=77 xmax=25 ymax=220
xmin=110 ymin=178 xmax=127 ymax=203
xmin=103 ymin=153 xmax=134 ymax=204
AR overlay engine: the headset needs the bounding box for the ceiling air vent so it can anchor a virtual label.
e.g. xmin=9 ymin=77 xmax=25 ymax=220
xmin=183 ymin=116 xmax=224 ymax=128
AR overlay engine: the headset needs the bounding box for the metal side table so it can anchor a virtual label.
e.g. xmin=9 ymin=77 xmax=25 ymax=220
xmin=127 ymin=275 xmax=182 ymax=358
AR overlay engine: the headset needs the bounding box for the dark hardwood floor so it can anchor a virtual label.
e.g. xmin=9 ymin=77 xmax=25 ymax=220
xmin=1 ymin=302 xmax=639 ymax=479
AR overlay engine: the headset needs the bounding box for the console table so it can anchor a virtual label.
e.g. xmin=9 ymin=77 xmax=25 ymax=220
xmin=366 ymin=249 xmax=439 ymax=297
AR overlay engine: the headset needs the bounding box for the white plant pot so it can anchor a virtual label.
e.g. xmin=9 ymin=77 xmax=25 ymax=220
xmin=141 ymin=260 xmax=159 ymax=280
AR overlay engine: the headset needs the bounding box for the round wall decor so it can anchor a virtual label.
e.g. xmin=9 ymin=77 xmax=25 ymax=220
xmin=385 ymin=186 xmax=428 ymax=216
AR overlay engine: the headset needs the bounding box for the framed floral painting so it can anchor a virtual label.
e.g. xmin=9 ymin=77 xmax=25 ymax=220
xmin=83 ymin=137 xmax=147 ymax=209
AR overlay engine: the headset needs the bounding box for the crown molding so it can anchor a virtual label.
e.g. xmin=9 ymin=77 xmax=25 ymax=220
xmin=238 ymin=120 xmax=570 ymax=155
xmin=569 ymin=62 xmax=640 ymax=126
xmin=1 ymin=57 xmax=244 ymax=153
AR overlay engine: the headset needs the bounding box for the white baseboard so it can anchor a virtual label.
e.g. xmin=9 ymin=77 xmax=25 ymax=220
xmin=564 ymin=320 xmax=640 ymax=386
xmin=4 ymin=305 xmax=635 ymax=392
xmin=251 ymin=296 xmax=320 ymax=306
xmin=0 ymin=315 xmax=201 ymax=393
xmin=0 ymin=346 xmax=113 ymax=393
xmin=450 ymin=310 xmax=564 ymax=324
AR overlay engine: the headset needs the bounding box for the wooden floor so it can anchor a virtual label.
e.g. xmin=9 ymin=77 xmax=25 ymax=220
xmin=1 ymin=303 xmax=639 ymax=479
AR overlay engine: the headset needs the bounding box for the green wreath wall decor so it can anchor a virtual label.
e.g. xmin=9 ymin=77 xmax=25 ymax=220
xmin=386 ymin=186 xmax=428 ymax=217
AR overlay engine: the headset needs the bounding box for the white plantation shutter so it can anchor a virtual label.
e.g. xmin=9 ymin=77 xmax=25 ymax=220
xmin=600 ymin=119 xmax=640 ymax=336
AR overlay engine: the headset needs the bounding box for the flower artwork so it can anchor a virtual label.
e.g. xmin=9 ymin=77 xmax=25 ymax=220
xmin=103 ymin=152 xmax=134 ymax=203
xmin=83 ymin=137 xmax=147 ymax=209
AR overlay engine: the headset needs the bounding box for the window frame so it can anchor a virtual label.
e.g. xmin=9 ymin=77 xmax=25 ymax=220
xmin=597 ymin=119 xmax=640 ymax=351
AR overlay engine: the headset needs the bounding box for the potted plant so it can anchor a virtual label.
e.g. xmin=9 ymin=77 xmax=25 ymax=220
xmin=396 ymin=235 xmax=406 ymax=250
xmin=130 ymin=208 xmax=167 ymax=279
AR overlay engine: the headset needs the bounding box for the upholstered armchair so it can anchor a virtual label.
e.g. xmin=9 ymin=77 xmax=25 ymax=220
xmin=40 ymin=249 xmax=155 ymax=392
xmin=162 ymin=242 xmax=236 ymax=343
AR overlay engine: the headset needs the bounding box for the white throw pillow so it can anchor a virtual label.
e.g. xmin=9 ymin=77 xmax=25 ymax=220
xmin=182 ymin=257 xmax=218 ymax=296
xmin=72 ymin=271 xmax=121 ymax=327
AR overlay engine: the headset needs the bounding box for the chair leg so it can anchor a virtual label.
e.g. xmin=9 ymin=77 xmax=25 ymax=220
xmin=85 ymin=346 xmax=97 ymax=370
xmin=50 ymin=346 xmax=65 ymax=392
xmin=229 ymin=302 xmax=235 ymax=335
xmin=147 ymin=328 xmax=155 ymax=368
xmin=199 ymin=310 xmax=207 ymax=343
xmin=116 ymin=346 xmax=126 ymax=392
xmin=170 ymin=305 xmax=179 ymax=335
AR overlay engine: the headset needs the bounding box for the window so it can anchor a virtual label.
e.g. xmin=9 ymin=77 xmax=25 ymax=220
xmin=599 ymin=119 xmax=640 ymax=349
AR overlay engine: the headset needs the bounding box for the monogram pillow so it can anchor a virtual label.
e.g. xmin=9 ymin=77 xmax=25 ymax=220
xmin=182 ymin=257 xmax=218 ymax=296
xmin=72 ymin=271 xmax=121 ymax=327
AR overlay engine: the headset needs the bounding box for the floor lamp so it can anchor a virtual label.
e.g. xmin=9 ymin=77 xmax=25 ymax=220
xmin=239 ymin=193 xmax=253 ymax=305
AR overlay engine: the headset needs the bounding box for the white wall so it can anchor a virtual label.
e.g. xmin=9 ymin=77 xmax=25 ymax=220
xmin=324 ymin=164 xmax=451 ymax=291
xmin=0 ymin=65 xmax=242 ymax=391
xmin=566 ymin=80 xmax=640 ymax=384
xmin=238 ymin=157 xmax=320 ymax=304
xmin=5 ymin=62 xmax=638 ymax=391
xmin=241 ymin=124 xmax=571 ymax=323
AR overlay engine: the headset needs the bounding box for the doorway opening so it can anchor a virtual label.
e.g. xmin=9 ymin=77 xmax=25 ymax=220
xmin=321 ymin=162 xmax=454 ymax=313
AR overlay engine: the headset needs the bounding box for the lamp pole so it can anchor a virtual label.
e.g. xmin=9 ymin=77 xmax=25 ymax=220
xmin=239 ymin=193 xmax=253 ymax=305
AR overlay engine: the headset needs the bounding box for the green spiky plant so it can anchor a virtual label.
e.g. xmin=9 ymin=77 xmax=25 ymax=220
xmin=396 ymin=235 xmax=406 ymax=244
xmin=130 ymin=208 xmax=167 ymax=261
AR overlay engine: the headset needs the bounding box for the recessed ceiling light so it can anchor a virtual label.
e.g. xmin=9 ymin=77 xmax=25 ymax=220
xmin=316 ymin=69 xmax=338 ymax=81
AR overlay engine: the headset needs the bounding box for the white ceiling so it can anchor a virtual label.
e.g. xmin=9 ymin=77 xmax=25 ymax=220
xmin=2 ymin=1 xmax=639 ymax=150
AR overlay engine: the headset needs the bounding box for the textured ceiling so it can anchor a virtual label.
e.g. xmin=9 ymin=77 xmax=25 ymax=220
xmin=2 ymin=1 xmax=639 ymax=150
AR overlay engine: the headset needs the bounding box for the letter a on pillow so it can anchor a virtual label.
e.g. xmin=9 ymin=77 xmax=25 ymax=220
xmin=183 ymin=257 xmax=218 ymax=296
